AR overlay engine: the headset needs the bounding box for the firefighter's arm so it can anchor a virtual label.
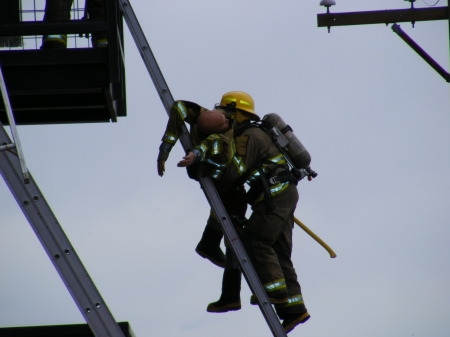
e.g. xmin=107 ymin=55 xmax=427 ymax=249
xmin=157 ymin=142 xmax=173 ymax=176
xmin=178 ymin=132 xmax=232 ymax=168
xmin=157 ymin=106 xmax=179 ymax=176
xmin=177 ymin=151 xmax=196 ymax=167
xmin=179 ymin=134 xmax=209 ymax=168
xmin=158 ymin=101 xmax=207 ymax=176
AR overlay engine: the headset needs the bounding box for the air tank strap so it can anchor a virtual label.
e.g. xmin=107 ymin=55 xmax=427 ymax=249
xmin=269 ymin=169 xmax=303 ymax=186
xmin=280 ymin=124 xmax=293 ymax=133
xmin=245 ymin=167 xmax=275 ymax=210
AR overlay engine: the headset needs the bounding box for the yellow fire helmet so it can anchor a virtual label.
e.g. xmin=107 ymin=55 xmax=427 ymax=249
xmin=220 ymin=91 xmax=259 ymax=120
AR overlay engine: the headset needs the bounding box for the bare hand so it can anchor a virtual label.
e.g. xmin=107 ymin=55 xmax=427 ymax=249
xmin=177 ymin=152 xmax=195 ymax=167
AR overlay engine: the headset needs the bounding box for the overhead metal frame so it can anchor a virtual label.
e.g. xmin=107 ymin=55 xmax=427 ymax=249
xmin=317 ymin=6 xmax=448 ymax=27
xmin=0 ymin=0 xmax=127 ymax=124
xmin=317 ymin=2 xmax=450 ymax=82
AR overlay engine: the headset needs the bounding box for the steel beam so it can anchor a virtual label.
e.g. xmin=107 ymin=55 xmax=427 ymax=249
xmin=318 ymin=7 xmax=448 ymax=27
xmin=0 ymin=21 xmax=108 ymax=37
xmin=392 ymin=23 xmax=450 ymax=82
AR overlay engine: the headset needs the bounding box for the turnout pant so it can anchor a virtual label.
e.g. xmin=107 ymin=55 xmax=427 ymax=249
xmin=242 ymin=184 xmax=306 ymax=316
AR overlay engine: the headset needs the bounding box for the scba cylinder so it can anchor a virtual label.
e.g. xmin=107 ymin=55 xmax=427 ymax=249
xmin=262 ymin=113 xmax=311 ymax=169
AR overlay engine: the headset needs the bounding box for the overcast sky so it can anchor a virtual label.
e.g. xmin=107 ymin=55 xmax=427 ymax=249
xmin=1 ymin=1 xmax=449 ymax=337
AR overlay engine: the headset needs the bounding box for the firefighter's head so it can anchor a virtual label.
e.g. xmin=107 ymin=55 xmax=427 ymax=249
xmin=218 ymin=91 xmax=260 ymax=122
xmin=197 ymin=109 xmax=230 ymax=134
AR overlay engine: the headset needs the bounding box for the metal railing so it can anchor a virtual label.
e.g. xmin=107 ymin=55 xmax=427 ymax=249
xmin=1 ymin=0 xmax=97 ymax=50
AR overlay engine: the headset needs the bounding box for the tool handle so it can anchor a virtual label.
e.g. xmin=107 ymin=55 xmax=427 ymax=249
xmin=294 ymin=217 xmax=336 ymax=258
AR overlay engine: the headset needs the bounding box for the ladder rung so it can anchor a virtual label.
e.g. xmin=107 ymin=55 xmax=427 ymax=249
xmin=0 ymin=143 xmax=16 ymax=152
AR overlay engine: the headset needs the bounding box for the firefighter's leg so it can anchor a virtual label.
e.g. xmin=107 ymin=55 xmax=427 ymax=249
xmin=43 ymin=0 xmax=73 ymax=21
xmin=274 ymin=217 xmax=310 ymax=333
xmin=206 ymin=249 xmax=241 ymax=313
xmin=195 ymin=214 xmax=226 ymax=268
xmin=243 ymin=209 xmax=289 ymax=304
xmin=87 ymin=0 xmax=108 ymax=47
xmin=41 ymin=0 xmax=73 ymax=49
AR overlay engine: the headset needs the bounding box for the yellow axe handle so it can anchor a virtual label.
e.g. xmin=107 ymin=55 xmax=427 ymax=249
xmin=294 ymin=217 xmax=337 ymax=258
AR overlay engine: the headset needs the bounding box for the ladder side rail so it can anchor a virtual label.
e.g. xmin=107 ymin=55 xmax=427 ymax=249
xmin=0 ymin=64 xmax=29 ymax=183
xmin=117 ymin=1 xmax=288 ymax=335
xmin=0 ymin=123 xmax=126 ymax=337
xmin=118 ymin=0 xmax=174 ymax=113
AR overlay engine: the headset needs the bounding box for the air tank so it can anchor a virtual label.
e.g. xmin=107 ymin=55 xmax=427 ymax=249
xmin=262 ymin=113 xmax=311 ymax=170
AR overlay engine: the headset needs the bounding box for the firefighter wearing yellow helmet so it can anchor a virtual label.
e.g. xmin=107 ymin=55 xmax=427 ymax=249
xmin=178 ymin=91 xmax=310 ymax=333
xmin=218 ymin=91 xmax=260 ymax=122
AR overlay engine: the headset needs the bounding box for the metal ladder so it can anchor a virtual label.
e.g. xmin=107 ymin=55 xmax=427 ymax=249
xmin=0 ymin=0 xmax=289 ymax=335
xmin=118 ymin=1 xmax=288 ymax=336
xmin=0 ymin=64 xmax=127 ymax=337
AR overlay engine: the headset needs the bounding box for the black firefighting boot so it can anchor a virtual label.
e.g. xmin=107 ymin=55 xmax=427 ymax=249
xmin=92 ymin=36 xmax=108 ymax=48
xmin=41 ymin=34 xmax=67 ymax=49
xmin=195 ymin=225 xmax=226 ymax=268
xmin=282 ymin=310 xmax=310 ymax=334
xmin=276 ymin=296 xmax=310 ymax=334
xmin=207 ymin=268 xmax=241 ymax=313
